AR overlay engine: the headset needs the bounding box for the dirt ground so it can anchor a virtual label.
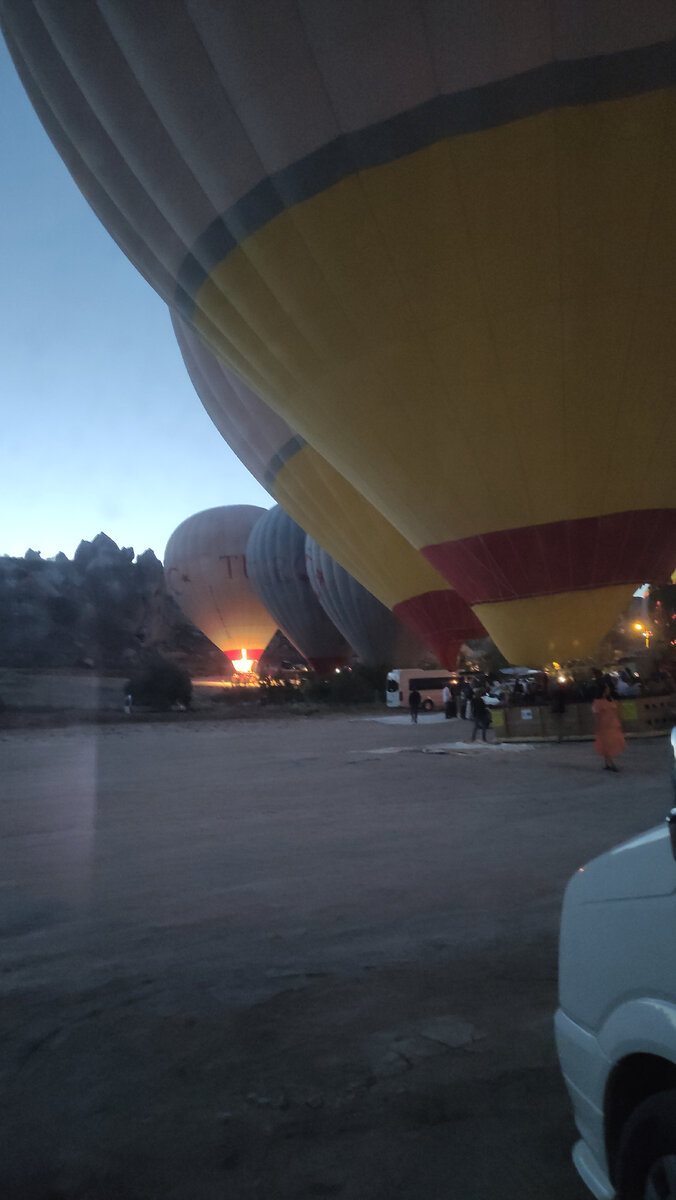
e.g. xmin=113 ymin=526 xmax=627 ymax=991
xmin=1 ymin=708 xmax=672 ymax=1199
xmin=0 ymin=669 xmax=261 ymax=727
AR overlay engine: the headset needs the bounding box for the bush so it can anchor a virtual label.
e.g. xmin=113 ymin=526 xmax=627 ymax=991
xmin=303 ymin=664 xmax=387 ymax=705
xmin=125 ymin=656 xmax=192 ymax=711
xmin=258 ymin=675 xmax=310 ymax=705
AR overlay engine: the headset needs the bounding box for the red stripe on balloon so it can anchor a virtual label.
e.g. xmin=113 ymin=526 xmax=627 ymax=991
xmin=393 ymin=589 xmax=486 ymax=668
xmin=422 ymin=510 xmax=676 ymax=605
xmin=225 ymin=647 xmax=265 ymax=662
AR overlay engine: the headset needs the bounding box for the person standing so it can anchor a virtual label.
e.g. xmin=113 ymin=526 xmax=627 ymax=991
xmin=409 ymin=687 xmax=421 ymax=723
xmin=592 ymin=683 xmax=626 ymax=771
xmin=442 ymin=680 xmax=456 ymax=719
xmin=550 ymin=682 xmax=568 ymax=742
xmin=470 ymin=689 xmax=490 ymax=742
xmin=460 ymin=677 xmax=473 ymax=719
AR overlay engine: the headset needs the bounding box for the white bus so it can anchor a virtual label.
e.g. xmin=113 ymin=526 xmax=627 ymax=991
xmin=386 ymin=668 xmax=456 ymax=712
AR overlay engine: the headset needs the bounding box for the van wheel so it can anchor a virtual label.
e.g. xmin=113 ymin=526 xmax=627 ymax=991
xmin=421 ymin=699 xmax=434 ymax=712
xmin=615 ymin=1089 xmax=676 ymax=1199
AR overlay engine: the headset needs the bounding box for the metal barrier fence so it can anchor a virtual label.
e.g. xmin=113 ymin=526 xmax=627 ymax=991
xmin=492 ymin=695 xmax=675 ymax=743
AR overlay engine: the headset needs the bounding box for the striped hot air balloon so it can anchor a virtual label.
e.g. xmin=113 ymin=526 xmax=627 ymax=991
xmin=305 ymin=537 xmax=433 ymax=669
xmin=245 ymin=505 xmax=350 ymax=674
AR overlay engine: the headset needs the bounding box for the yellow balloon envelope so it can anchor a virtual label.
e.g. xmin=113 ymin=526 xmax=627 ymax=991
xmin=5 ymin=3 xmax=676 ymax=662
xmin=173 ymin=314 xmax=484 ymax=668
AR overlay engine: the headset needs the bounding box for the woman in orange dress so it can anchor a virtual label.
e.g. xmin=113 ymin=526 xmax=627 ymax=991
xmin=592 ymin=684 xmax=626 ymax=772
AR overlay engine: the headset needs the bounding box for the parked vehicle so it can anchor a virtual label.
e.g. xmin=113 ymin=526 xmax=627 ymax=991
xmin=555 ymin=728 xmax=676 ymax=1199
xmin=386 ymin=668 xmax=458 ymax=712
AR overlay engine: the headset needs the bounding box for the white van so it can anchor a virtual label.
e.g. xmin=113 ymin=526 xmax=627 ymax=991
xmin=386 ymin=668 xmax=455 ymax=712
xmin=555 ymin=728 xmax=676 ymax=1198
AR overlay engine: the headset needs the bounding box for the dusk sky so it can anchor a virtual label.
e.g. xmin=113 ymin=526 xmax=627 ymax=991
xmin=0 ymin=34 xmax=271 ymax=562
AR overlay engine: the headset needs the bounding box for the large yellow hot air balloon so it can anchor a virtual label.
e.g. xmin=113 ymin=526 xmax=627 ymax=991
xmin=4 ymin=3 xmax=675 ymax=663
xmin=164 ymin=505 xmax=276 ymax=672
xmin=172 ymin=313 xmax=483 ymax=669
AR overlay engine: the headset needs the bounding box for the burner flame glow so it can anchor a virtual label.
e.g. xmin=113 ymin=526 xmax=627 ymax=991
xmin=232 ymin=648 xmax=253 ymax=673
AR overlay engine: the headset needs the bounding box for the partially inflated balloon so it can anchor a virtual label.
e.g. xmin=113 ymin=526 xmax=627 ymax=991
xmin=305 ymin=538 xmax=431 ymax=670
xmin=246 ymin=506 xmax=350 ymax=674
xmin=172 ymin=314 xmax=482 ymax=669
xmin=5 ymin=4 xmax=675 ymax=663
xmin=164 ymin=506 xmax=276 ymax=669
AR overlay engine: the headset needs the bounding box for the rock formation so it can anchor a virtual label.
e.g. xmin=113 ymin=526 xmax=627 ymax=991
xmin=0 ymin=533 xmax=227 ymax=673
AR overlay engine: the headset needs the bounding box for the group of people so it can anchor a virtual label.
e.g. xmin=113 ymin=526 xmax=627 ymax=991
xmin=444 ymin=678 xmax=493 ymax=741
xmin=508 ymin=663 xmax=675 ymax=707
xmin=407 ymin=663 xmax=675 ymax=769
xmin=409 ymin=677 xmax=492 ymax=743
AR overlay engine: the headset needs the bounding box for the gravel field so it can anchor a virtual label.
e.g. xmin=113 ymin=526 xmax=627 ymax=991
xmin=1 ymin=711 xmax=672 ymax=1199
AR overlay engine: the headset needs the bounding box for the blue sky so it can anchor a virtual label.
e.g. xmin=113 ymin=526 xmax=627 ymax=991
xmin=0 ymin=35 xmax=271 ymax=562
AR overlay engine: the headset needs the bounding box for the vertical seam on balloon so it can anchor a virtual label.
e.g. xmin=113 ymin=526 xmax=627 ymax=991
xmin=289 ymin=0 xmax=463 ymax=539
xmin=100 ymin=4 xmax=312 ymax=416
xmin=547 ymin=0 xmax=566 ymax=519
xmin=173 ymin=317 xmax=273 ymax=492
xmin=192 ymin=306 xmax=275 ymax=403
xmin=638 ymin=375 xmax=673 ymax=501
xmin=184 ymin=6 xmax=326 ymax=410
xmin=205 ymin=361 xmax=272 ymax=489
xmin=365 ymin=0 xmax=479 ymax=527
xmin=549 ymin=0 xmax=569 ymax=539
xmin=191 ymin=246 xmax=306 ymax=407
xmin=259 ymin=0 xmax=409 ymax=483
xmin=199 ymin=5 xmax=358 ymax=445
xmin=603 ymin=94 xmax=672 ymax=492
xmin=42 ymin=4 xmax=206 ymax=285
xmin=207 ymin=582 xmax=232 ymax=648
xmin=34 ymin=1 xmax=271 ymax=404
xmin=446 ymin=133 xmax=537 ymax=536
xmin=99 ymin=0 xmax=231 ymax=228
xmin=307 ymin=5 xmax=481 ymax=539
xmin=410 ymin=0 xmax=492 ymax=534
xmin=601 ymin=92 xmax=671 ymax=491
xmin=368 ymin=64 xmax=480 ymax=535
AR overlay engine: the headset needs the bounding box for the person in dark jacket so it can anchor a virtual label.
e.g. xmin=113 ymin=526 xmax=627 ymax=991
xmin=460 ymin=678 xmax=473 ymax=719
xmin=550 ymin=681 xmax=569 ymax=742
xmin=470 ymin=689 xmax=490 ymax=742
xmin=409 ymin=688 xmax=421 ymax=724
